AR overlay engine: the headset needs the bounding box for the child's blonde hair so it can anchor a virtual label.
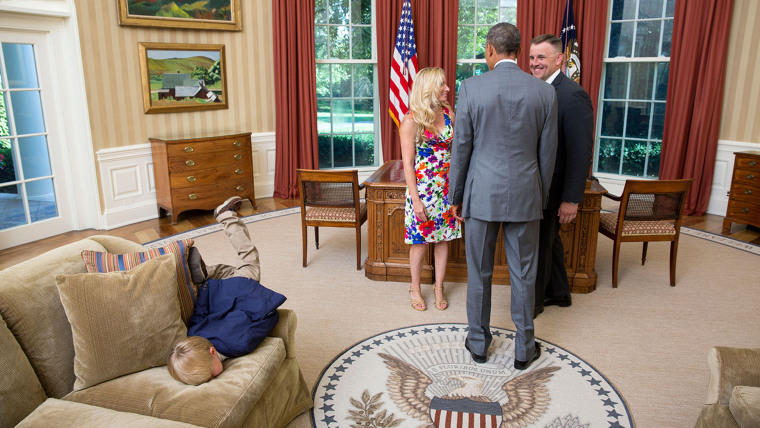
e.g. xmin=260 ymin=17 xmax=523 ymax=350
xmin=407 ymin=67 xmax=451 ymax=142
xmin=168 ymin=336 xmax=214 ymax=385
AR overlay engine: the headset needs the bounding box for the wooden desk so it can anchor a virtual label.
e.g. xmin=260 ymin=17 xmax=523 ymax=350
xmin=363 ymin=160 xmax=605 ymax=293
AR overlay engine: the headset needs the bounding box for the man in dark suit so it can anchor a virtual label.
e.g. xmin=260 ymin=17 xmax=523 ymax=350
xmin=528 ymin=35 xmax=594 ymax=316
xmin=450 ymin=23 xmax=557 ymax=370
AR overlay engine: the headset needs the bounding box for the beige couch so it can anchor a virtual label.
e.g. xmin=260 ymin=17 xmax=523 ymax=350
xmin=0 ymin=235 xmax=312 ymax=428
xmin=695 ymin=347 xmax=760 ymax=428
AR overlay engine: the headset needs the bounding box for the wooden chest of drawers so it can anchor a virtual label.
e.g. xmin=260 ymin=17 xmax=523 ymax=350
xmin=149 ymin=132 xmax=255 ymax=224
xmin=723 ymin=151 xmax=760 ymax=233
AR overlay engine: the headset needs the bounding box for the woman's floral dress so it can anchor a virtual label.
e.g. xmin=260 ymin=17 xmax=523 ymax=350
xmin=404 ymin=108 xmax=462 ymax=244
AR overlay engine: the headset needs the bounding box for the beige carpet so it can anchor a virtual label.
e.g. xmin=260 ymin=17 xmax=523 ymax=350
xmin=187 ymin=211 xmax=760 ymax=428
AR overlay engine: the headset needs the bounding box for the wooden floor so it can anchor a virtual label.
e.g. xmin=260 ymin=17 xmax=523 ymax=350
xmin=1 ymin=196 xmax=758 ymax=270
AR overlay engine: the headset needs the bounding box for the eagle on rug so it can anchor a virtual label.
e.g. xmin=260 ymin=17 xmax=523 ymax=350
xmin=379 ymin=352 xmax=560 ymax=427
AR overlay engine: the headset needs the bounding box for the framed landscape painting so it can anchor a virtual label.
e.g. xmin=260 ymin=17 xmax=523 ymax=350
xmin=138 ymin=43 xmax=228 ymax=114
xmin=118 ymin=0 xmax=241 ymax=31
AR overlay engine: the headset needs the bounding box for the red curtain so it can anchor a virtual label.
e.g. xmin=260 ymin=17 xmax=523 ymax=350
xmin=516 ymin=0 xmax=608 ymax=117
xmin=272 ymin=0 xmax=319 ymax=199
xmin=659 ymin=0 xmax=734 ymax=216
xmin=377 ymin=0 xmax=459 ymax=163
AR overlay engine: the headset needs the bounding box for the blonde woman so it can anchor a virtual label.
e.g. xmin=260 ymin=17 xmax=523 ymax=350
xmin=400 ymin=67 xmax=462 ymax=311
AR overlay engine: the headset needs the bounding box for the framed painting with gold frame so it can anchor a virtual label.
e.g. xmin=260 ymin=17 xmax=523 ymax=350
xmin=118 ymin=0 xmax=241 ymax=31
xmin=138 ymin=43 xmax=228 ymax=114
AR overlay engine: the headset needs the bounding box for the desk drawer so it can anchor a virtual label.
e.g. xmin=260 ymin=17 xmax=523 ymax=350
xmin=726 ymin=199 xmax=760 ymax=223
xmin=169 ymin=163 xmax=253 ymax=189
xmin=168 ymin=150 xmax=252 ymax=173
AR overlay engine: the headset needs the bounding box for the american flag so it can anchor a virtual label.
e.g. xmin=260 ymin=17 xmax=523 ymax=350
xmin=389 ymin=0 xmax=418 ymax=127
xmin=560 ymin=0 xmax=581 ymax=83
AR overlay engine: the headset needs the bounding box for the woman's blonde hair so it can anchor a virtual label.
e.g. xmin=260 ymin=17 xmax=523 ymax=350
xmin=407 ymin=67 xmax=451 ymax=142
xmin=167 ymin=336 xmax=214 ymax=385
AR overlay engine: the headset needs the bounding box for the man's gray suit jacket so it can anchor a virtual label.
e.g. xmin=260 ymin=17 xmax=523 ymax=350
xmin=449 ymin=61 xmax=558 ymax=221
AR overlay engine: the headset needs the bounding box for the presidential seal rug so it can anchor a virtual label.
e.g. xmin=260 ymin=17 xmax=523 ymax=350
xmin=311 ymin=323 xmax=632 ymax=428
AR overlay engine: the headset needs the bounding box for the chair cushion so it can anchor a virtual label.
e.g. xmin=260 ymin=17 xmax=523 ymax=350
xmin=55 ymin=255 xmax=187 ymax=391
xmin=599 ymin=212 xmax=676 ymax=236
xmin=306 ymin=201 xmax=367 ymax=223
xmin=81 ymin=238 xmax=197 ymax=325
xmin=730 ymin=386 xmax=760 ymax=428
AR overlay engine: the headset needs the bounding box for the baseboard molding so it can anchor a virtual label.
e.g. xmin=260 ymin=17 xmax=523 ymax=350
xmin=96 ymin=132 xmax=277 ymax=230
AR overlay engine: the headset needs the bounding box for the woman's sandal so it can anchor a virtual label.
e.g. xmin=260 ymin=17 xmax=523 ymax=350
xmin=434 ymin=283 xmax=448 ymax=310
xmin=409 ymin=286 xmax=427 ymax=311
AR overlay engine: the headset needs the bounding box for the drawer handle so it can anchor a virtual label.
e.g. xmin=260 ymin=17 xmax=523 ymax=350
xmin=747 ymin=174 xmax=755 ymax=180
xmin=188 ymin=194 xmax=198 ymax=200
xmin=185 ymin=160 xmax=195 ymax=167
xmin=235 ymin=168 xmax=243 ymax=175
xmin=750 ymin=161 xmax=757 ymax=167
xmin=746 ymin=189 xmax=753 ymax=195
xmin=234 ymin=154 xmax=242 ymax=160
xmin=184 ymin=146 xmax=194 ymax=153
xmin=236 ymin=186 xmax=244 ymax=191
xmin=742 ymin=207 xmax=750 ymax=214
xmin=233 ymin=140 xmax=241 ymax=147
xmin=187 ymin=176 xmax=196 ymax=182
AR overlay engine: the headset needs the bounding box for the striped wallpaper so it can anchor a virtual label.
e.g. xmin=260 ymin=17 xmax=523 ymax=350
xmin=74 ymin=0 xmax=275 ymax=152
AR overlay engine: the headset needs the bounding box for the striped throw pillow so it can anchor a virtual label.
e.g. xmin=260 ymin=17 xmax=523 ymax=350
xmin=81 ymin=239 xmax=197 ymax=325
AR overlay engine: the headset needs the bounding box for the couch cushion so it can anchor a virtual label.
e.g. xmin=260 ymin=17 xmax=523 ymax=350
xmin=730 ymin=386 xmax=760 ymax=428
xmin=0 ymin=238 xmax=111 ymax=398
xmin=64 ymin=336 xmax=286 ymax=428
xmin=56 ymin=255 xmax=187 ymax=391
xmin=17 ymin=398 xmax=200 ymax=428
xmin=81 ymin=238 xmax=197 ymax=324
xmin=0 ymin=314 xmax=47 ymax=427
xmin=695 ymin=404 xmax=740 ymax=428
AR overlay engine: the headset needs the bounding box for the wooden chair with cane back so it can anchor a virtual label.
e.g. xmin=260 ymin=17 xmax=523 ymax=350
xmin=598 ymin=178 xmax=692 ymax=288
xmin=297 ymin=169 xmax=367 ymax=270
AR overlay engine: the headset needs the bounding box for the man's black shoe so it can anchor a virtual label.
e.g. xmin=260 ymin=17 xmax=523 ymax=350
xmin=514 ymin=343 xmax=541 ymax=370
xmin=544 ymin=296 xmax=572 ymax=307
xmin=464 ymin=341 xmax=487 ymax=364
xmin=533 ymin=306 xmax=544 ymax=319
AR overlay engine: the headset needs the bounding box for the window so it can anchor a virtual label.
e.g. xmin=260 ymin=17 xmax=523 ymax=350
xmin=595 ymin=0 xmax=675 ymax=178
xmin=456 ymin=0 xmax=517 ymax=93
xmin=315 ymin=0 xmax=378 ymax=169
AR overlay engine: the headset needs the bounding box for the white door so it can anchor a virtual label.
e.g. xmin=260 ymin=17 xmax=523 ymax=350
xmin=0 ymin=29 xmax=74 ymax=248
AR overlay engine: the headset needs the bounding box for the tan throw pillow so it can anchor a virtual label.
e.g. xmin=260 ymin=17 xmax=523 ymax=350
xmin=56 ymin=254 xmax=187 ymax=391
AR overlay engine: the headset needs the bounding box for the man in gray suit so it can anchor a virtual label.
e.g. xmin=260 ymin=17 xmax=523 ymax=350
xmin=449 ymin=22 xmax=558 ymax=370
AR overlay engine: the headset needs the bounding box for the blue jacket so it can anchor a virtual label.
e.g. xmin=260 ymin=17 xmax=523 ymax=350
xmin=187 ymin=277 xmax=286 ymax=358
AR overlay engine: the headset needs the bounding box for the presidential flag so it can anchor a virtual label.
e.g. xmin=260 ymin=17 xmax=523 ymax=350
xmin=560 ymin=0 xmax=581 ymax=83
xmin=389 ymin=0 xmax=418 ymax=127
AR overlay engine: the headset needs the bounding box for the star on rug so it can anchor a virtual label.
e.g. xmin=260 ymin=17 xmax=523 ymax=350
xmin=312 ymin=323 xmax=632 ymax=428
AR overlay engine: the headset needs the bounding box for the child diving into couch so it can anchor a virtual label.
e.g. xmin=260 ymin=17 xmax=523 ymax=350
xmin=168 ymin=196 xmax=286 ymax=385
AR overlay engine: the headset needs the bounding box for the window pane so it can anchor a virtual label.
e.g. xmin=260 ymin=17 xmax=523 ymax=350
xmin=626 ymin=102 xmax=651 ymax=138
xmin=477 ymin=0 xmax=499 ymax=24
xmin=474 ymin=63 xmax=489 ymax=75
xmin=354 ymin=99 xmax=373 ymax=133
xmin=332 ymin=99 xmax=352 ymax=133
xmin=332 ymin=64 xmax=351 ymax=98
xmin=661 ymin=19 xmax=673 ymax=56
xmin=19 ymin=135 xmax=51 ymax=179
xmin=622 ymin=141 xmax=647 ymax=176
xmin=634 ymin=20 xmax=661 ymax=57
xmin=0 ymin=138 xmax=17 ymax=184
xmin=10 ymin=91 xmax=45 ymax=135
xmin=353 ymin=64 xmax=373 ymax=98
xmin=611 ymin=0 xmax=636 ymax=20
xmin=651 ymin=102 xmax=666 ymax=140
xmin=315 ymin=0 xmax=328 ymax=24
xmin=315 ymin=26 xmax=328 ymax=59
xmin=601 ymin=101 xmax=625 ymax=137
xmin=351 ymin=26 xmax=371 ymax=60
xmin=639 ymin=0 xmax=663 ymax=19
xmin=457 ymin=26 xmax=476 ymax=60
xmin=2 ymin=44 xmax=39 ymax=89
xmin=333 ymin=134 xmax=353 ymax=167
xmin=665 ymin=0 xmax=676 ymax=17
xmin=355 ymin=133 xmax=374 ymax=167
xmin=459 ymin=0 xmax=476 ymax=24
xmin=655 ymin=62 xmax=669 ymax=100
xmin=604 ymin=63 xmax=628 ymax=99
xmin=647 ymin=141 xmax=661 ymax=177
xmin=27 ymin=178 xmax=57 ymax=223
xmin=0 ymin=92 xmax=9 ymax=137
xmin=317 ymin=100 xmax=331 ymax=134
xmin=316 ymin=64 xmax=330 ymax=98
xmin=456 ymin=63 xmax=475 ymax=94
xmin=476 ymin=26 xmax=489 ymax=59
xmin=609 ymin=22 xmax=634 ymax=58
xmin=629 ymin=63 xmax=655 ymax=101
xmin=329 ymin=0 xmax=349 ymax=24
xmin=328 ymin=26 xmax=350 ymax=59
xmin=597 ymin=138 xmax=622 ymax=174
xmin=318 ymin=135 xmax=332 ymax=168
xmin=352 ymin=0 xmax=371 ymax=25
xmin=0 ymin=184 xmax=25 ymax=229
xmin=500 ymin=1 xmax=517 ymax=24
